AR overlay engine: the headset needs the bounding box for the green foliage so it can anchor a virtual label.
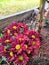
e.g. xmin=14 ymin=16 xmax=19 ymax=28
xmin=4 ymin=44 xmax=10 ymax=49
xmin=46 ymin=18 xmax=49 ymax=25
xmin=0 ymin=56 xmax=10 ymax=65
xmin=0 ymin=33 xmax=3 ymax=38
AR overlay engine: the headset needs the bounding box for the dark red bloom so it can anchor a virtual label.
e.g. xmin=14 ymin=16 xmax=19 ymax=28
xmin=15 ymin=34 xmax=29 ymax=43
xmin=14 ymin=52 xmax=29 ymax=65
xmin=0 ymin=45 xmax=5 ymax=56
xmin=0 ymin=34 xmax=12 ymax=46
xmin=24 ymin=41 xmax=33 ymax=55
xmin=10 ymin=40 xmax=25 ymax=55
xmin=30 ymin=38 xmax=40 ymax=49
xmin=24 ymin=30 xmax=39 ymax=40
xmin=4 ymin=22 xmax=19 ymax=35
xmin=5 ymin=51 xmax=15 ymax=62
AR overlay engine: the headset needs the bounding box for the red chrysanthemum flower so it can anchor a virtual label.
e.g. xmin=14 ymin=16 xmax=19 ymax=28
xmin=0 ymin=45 xmax=5 ymax=56
xmin=23 ymin=41 xmax=33 ymax=55
xmin=15 ymin=34 xmax=29 ymax=43
xmin=5 ymin=50 xmax=15 ymax=62
xmin=4 ymin=22 xmax=19 ymax=35
xmin=10 ymin=40 xmax=25 ymax=55
xmin=14 ymin=52 xmax=29 ymax=65
xmin=24 ymin=30 xmax=39 ymax=39
xmin=30 ymin=38 xmax=40 ymax=49
xmin=0 ymin=34 xmax=12 ymax=46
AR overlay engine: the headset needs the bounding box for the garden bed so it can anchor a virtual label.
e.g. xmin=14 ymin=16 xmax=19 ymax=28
xmin=0 ymin=6 xmax=38 ymax=30
xmin=0 ymin=5 xmax=49 ymax=65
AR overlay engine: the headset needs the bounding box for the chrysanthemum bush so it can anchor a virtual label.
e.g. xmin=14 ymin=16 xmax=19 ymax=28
xmin=0 ymin=22 xmax=40 ymax=65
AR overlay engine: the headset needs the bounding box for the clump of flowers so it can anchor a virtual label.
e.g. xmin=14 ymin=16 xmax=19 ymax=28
xmin=0 ymin=22 xmax=40 ymax=65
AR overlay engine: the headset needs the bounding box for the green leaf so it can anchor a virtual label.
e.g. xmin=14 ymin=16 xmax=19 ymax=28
xmin=0 ymin=59 xmax=2 ymax=63
xmin=4 ymin=43 xmax=10 ymax=49
xmin=0 ymin=33 xmax=3 ymax=38
xmin=2 ymin=56 xmax=6 ymax=61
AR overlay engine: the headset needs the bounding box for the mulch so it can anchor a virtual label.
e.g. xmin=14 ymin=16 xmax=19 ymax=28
xmin=27 ymin=27 xmax=49 ymax=65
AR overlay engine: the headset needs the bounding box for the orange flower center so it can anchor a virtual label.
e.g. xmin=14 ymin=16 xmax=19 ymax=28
xmin=25 ymin=32 xmax=28 ymax=35
xmin=32 ymin=35 xmax=35 ymax=39
xmin=10 ymin=52 xmax=13 ymax=56
xmin=5 ymin=40 xmax=10 ymax=43
xmin=19 ymin=38 xmax=24 ymax=41
xmin=4 ymin=48 xmax=6 ymax=52
xmin=27 ymin=51 xmax=31 ymax=54
xmin=18 ymin=55 xmax=23 ymax=61
xmin=15 ymin=44 xmax=21 ymax=50
xmin=13 ymin=26 xmax=17 ymax=29
xmin=25 ymin=44 xmax=28 ymax=48
xmin=7 ymin=29 xmax=10 ymax=34
xmin=14 ymin=32 xmax=18 ymax=36
xmin=32 ymin=41 xmax=36 ymax=45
